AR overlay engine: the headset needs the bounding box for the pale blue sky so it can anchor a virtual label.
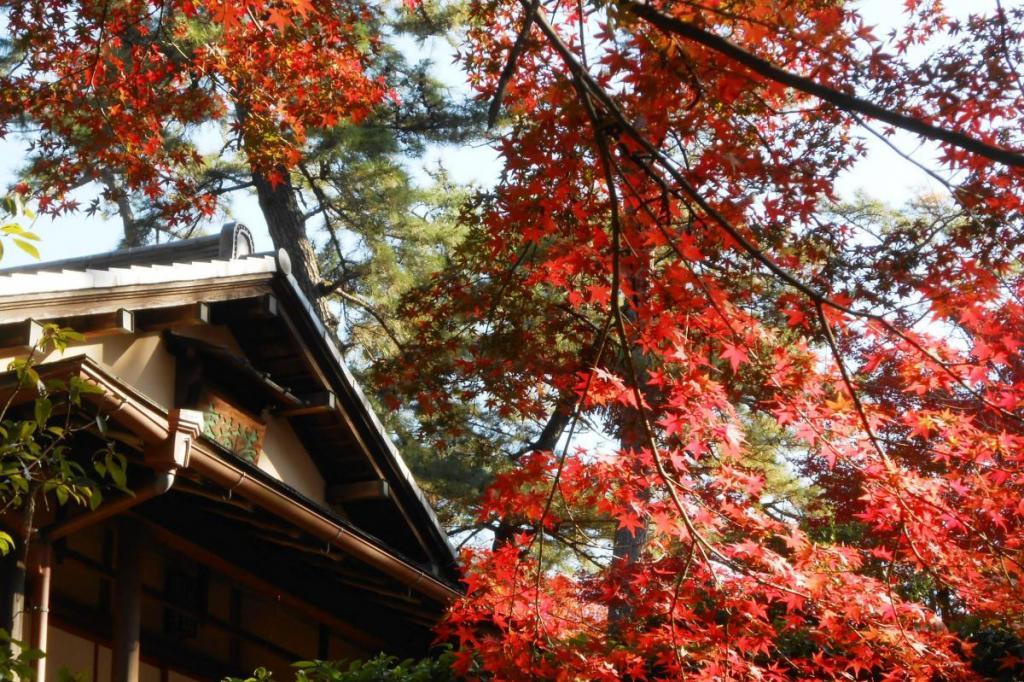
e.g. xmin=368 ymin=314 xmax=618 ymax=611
xmin=0 ymin=0 xmax=1011 ymax=267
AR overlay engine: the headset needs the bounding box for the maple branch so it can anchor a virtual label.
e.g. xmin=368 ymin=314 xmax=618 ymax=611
xmin=613 ymin=156 xmax=742 ymax=341
xmin=488 ymin=0 xmax=541 ymax=129
xmin=622 ymin=0 xmax=1024 ymax=167
xmin=815 ymin=301 xmax=888 ymax=463
xmin=668 ymin=543 xmax=695 ymax=670
xmin=530 ymin=5 xmax=1024 ymax=425
xmin=849 ymin=113 xmax=964 ymax=196
xmin=576 ymin=66 xmax=720 ymax=576
xmin=994 ymin=1 xmax=1024 ymax=97
xmin=454 ymin=524 xmax=489 ymax=550
xmin=545 ymin=12 xmax=806 ymax=601
xmin=559 ymin=30 xmax=829 ymax=605
xmin=530 ymin=309 xmax=612 ymax=545
xmin=525 ymin=5 xmax=842 ymax=308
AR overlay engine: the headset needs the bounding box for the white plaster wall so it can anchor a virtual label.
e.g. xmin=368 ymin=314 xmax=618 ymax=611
xmin=258 ymin=416 xmax=326 ymax=504
xmin=1 ymin=325 xmax=326 ymax=503
xmin=0 ymin=332 xmax=176 ymax=407
xmin=44 ymin=627 xmax=94 ymax=682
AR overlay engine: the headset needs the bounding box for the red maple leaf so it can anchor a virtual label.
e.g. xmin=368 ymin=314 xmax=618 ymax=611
xmin=721 ymin=343 xmax=748 ymax=372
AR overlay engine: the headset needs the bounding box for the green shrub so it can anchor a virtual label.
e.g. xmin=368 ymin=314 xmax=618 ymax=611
xmin=225 ymin=650 xmax=456 ymax=682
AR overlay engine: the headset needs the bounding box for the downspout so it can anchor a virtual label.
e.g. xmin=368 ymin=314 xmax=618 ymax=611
xmin=32 ymin=468 xmax=178 ymax=682
xmin=30 ymin=409 xmax=196 ymax=676
xmin=30 ymin=542 xmax=50 ymax=682
xmin=43 ymin=471 xmax=177 ymax=542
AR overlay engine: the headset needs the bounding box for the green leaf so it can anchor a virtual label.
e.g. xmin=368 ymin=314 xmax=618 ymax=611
xmin=34 ymin=397 xmax=52 ymax=426
xmin=22 ymin=367 xmax=40 ymax=390
xmin=0 ymin=225 xmax=40 ymax=241
xmin=58 ymin=328 xmax=85 ymax=343
xmin=17 ymin=420 xmax=37 ymax=439
xmin=70 ymin=376 xmax=103 ymax=395
xmin=14 ymin=239 xmax=39 ymax=260
xmin=106 ymin=451 xmax=127 ymax=489
xmin=0 ymin=531 xmax=14 ymax=556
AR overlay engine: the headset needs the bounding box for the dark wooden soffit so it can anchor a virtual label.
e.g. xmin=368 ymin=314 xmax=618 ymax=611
xmin=268 ymin=272 xmax=459 ymax=580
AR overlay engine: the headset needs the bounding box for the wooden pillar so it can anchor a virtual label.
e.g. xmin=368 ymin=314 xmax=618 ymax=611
xmin=229 ymin=588 xmax=242 ymax=669
xmin=112 ymin=520 xmax=143 ymax=682
xmin=317 ymin=623 xmax=330 ymax=660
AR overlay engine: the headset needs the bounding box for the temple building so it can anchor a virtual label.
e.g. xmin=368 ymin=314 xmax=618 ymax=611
xmin=0 ymin=224 xmax=460 ymax=681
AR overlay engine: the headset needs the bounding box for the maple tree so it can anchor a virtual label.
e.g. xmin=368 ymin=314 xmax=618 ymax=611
xmin=0 ymin=0 xmax=389 ymax=312
xmin=3 ymin=0 xmax=1024 ymax=679
xmin=380 ymin=0 xmax=1024 ymax=679
xmin=0 ymin=0 xmax=480 ymax=328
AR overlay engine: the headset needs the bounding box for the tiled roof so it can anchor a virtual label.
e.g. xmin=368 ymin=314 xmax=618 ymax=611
xmin=0 ymin=253 xmax=278 ymax=296
xmin=0 ymin=221 xmax=255 ymax=275
xmin=0 ymin=221 xmax=458 ymax=579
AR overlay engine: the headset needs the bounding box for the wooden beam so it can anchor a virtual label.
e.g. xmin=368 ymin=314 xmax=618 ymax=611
xmin=43 ymin=309 xmax=135 ymax=339
xmin=273 ymin=302 xmax=445 ymax=566
xmin=152 ymin=588 xmax=305 ymax=664
xmin=327 ymin=480 xmax=391 ymax=504
xmin=238 ymin=533 xmax=435 ymax=618
xmin=48 ymin=596 xmax=229 ymax=682
xmin=173 ymin=480 xmax=255 ymax=512
xmin=211 ymin=294 xmax=279 ymax=323
xmin=0 ymin=319 xmax=44 ymax=355
xmin=200 ymin=504 xmax=302 ymax=538
xmin=229 ymin=588 xmax=242 ymax=669
xmin=60 ymin=547 xmax=325 ymax=665
xmin=0 ymin=273 xmax=274 ymax=323
xmin=134 ymin=302 xmax=210 ymax=331
xmin=318 ymin=624 xmax=330 ymax=660
xmin=275 ymin=390 xmax=336 ymax=417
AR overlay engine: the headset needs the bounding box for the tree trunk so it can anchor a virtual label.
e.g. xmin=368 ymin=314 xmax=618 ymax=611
xmin=608 ymin=406 xmax=649 ymax=633
xmin=491 ymin=384 xmax=577 ymax=551
xmin=608 ymin=272 xmax=652 ymax=634
xmin=252 ymin=170 xmax=334 ymax=325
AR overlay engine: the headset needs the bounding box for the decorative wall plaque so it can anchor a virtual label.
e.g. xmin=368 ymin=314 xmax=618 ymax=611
xmin=199 ymin=389 xmax=266 ymax=464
